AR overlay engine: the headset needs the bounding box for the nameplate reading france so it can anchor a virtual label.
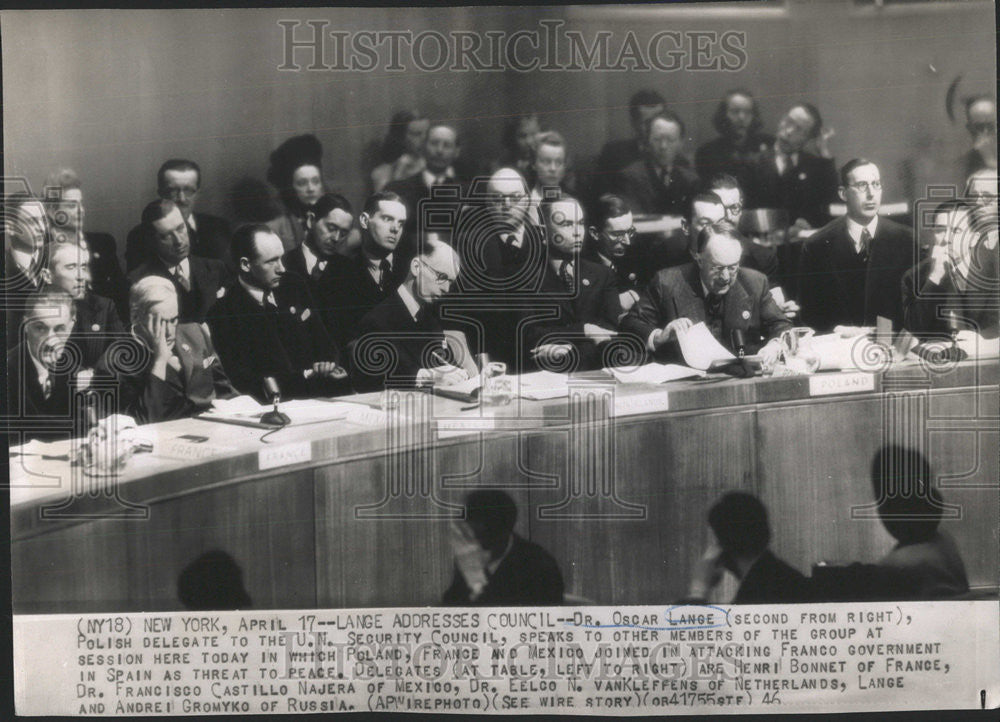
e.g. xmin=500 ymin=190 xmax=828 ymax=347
xmin=808 ymin=372 xmax=876 ymax=397
xmin=258 ymin=442 xmax=312 ymax=471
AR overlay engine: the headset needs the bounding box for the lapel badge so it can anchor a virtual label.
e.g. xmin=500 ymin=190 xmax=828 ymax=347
xmin=181 ymin=342 xmax=191 ymax=352
xmin=216 ymin=286 xmax=226 ymax=298
xmin=742 ymin=310 xmax=751 ymax=320
xmin=582 ymin=278 xmax=590 ymax=287
xmin=289 ymin=306 xmax=296 ymax=315
xmin=628 ymin=273 xmax=636 ymax=281
xmin=301 ymin=308 xmax=311 ymax=321
xmin=798 ymin=172 xmax=807 ymax=181
xmin=93 ymin=252 xmax=101 ymax=259
xmin=91 ymin=323 xmax=101 ymax=332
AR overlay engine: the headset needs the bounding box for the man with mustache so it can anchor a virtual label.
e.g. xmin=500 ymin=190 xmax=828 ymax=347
xmin=798 ymin=158 xmax=915 ymax=333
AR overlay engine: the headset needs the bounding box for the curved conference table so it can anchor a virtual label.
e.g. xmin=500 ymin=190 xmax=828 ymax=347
xmin=10 ymin=358 xmax=998 ymax=613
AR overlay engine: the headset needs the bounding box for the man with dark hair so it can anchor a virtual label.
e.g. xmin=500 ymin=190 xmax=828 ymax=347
xmin=205 ymin=224 xmax=347 ymax=401
xmin=324 ymin=191 xmax=410 ymax=347
xmin=744 ymin=102 xmax=839 ymax=232
xmin=6 ymin=287 xmax=78 ymax=438
xmin=695 ymin=89 xmax=773 ymax=188
xmin=385 ymin=123 xmax=467 ymax=253
xmin=442 ymin=489 xmax=564 ymax=606
xmin=125 ymin=158 xmax=231 ymax=270
xmin=902 ymin=201 xmax=998 ymax=339
xmin=524 ymin=195 xmax=621 ymax=371
xmin=707 ymin=173 xmax=783 ymax=286
xmin=610 ymin=110 xmax=700 ymax=218
xmin=585 ymin=193 xmax=642 ymax=312
xmin=596 ymin=89 xmax=666 ymax=176
xmin=128 ymin=199 xmax=228 ymax=324
xmin=282 ymin=193 xmax=354 ymax=337
xmin=351 ymin=238 xmax=470 ymax=391
xmin=812 ymin=446 xmax=970 ymax=601
xmin=622 ymin=221 xmax=789 ymax=363
xmin=640 ymin=191 xmax=726 ymax=278
xmin=685 ymin=491 xmax=810 ymax=604
xmin=798 ymin=158 xmax=914 ymax=332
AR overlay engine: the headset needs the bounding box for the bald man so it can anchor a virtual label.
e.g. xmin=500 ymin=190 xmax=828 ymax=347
xmin=352 ymin=239 xmax=470 ymax=391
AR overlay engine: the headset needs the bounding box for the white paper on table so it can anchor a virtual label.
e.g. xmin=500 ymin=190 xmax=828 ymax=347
xmin=9 ymin=438 xmax=73 ymax=458
xmin=440 ymin=374 xmax=482 ymax=395
xmin=210 ymin=395 xmax=267 ymax=414
xmin=605 ymin=363 xmax=705 ymax=384
xmin=516 ymin=370 xmax=569 ymax=400
xmin=676 ymin=322 xmax=736 ymax=371
xmin=770 ymin=286 xmax=786 ymax=307
xmin=956 ymin=330 xmax=1000 ymax=359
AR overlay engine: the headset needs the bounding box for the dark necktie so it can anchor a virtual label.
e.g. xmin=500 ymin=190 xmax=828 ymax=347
xmin=859 ymin=229 xmax=872 ymax=262
xmin=559 ymin=260 xmax=574 ymax=291
xmin=311 ymin=259 xmax=326 ymax=281
xmin=706 ymin=292 xmax=724 ymax=319
xmin=378 ymin=259 xmax=391 ymax=291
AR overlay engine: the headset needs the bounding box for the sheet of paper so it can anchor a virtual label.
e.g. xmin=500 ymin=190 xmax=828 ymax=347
xmin=676 ymin=322 xmax=735 ymax=371
xmin=516 ymin=370 xmax=569 ymax=400
xmin=210 ymin=395 xmax=266 ymax=414
xmin=770 ymin=286 xmax=786 ymax=306
xmin=605 ymin=363 xmax=705 ymax=384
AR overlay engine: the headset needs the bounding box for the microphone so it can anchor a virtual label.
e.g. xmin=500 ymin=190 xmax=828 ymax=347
xmin=945 ymin=311 xmax=968 ymax=362
xmin=731 ymin=328 xmax=747 ymax=359
xmin=260 ymin=376 xmax=291 ymax=427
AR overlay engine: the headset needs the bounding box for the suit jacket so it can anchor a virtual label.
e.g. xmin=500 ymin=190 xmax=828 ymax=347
xmin=128 ymin=254 xmax=229 ymax=324
xmin=442 ymin=535 xmax=564 ymax=606
xmin=694 ymin=133 xmax=773 ymax=190
xmin=734 ymin=550 xmax=811 ymax=604
xmin=268 ymin=212 xmax=308 ymax=253
xmin=71 ymin=292 xmax=126 ymax=370
xmin=902 ymin=251 xmax=1000 ymax=340
xmin=125 ymin=212 xmax=231 ymax=271
xmin=351 ymin=288 xmax=450 ymax=392
xmin=93 ymin=322 xmax=237 ymax=424
xmin=205 ymin=274 xmax=345 ymax=401
xmin=611 ymin=159 xmax=700 ymax=217
xmin=324 ymin=251 xmax=409 ymax=348
xmin=523 ymin=258 xmax=622 ymax=371
xmin=84 ymin=231 xmax=129 ymax=322
xmin=385 ymin=171 xmax=469 ymax=258
xmin=621 ymin=263 xmax=791 ymax=363
xmin=6 ymin=343 xmax=75 ymax=440
xmin=744 ymin=148 xmax=838 ymax=229
xmin=798 ymin=216 xmax=915 ymax=333
xmin=583 ymin=246 xmax=643 ymax=295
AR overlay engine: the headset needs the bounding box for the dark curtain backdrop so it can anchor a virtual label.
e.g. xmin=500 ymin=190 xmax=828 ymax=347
xmin=3 ymin=2 xmax=995 ymax=252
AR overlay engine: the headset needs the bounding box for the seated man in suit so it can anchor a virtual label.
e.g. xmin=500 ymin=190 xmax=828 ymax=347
xmin=902 ymin=201 xmax=999 ymax=340
xmin=643 ymin=191 xmax=726 ymax=277
xmin=685 ymin=491 xmax=811 ymax=604
xmin=5 ymin=194 xmax=50 ymax=350
xmin=385 ymin=123 xmax=466 ymax=255
xmin=128 ymin=199 xmax=229 ymax=324
xmin=206 ymin=224 xmax=348 ymax=402
xmin=43 ymin=168 xmax=129 ymax=321
xmin=443 ymin=489 xmax=564 ymax=606
xmin=596 ymin=89 xmax=665 ymax=177
xmin=707 ymin=173 xmax=777 ymax=280
xmin=584 ymin=193 xmax=642 ymax=315
xmin=40 ymin=240 xmax=124 ymax=378
xmin=281 ymin=192 xmax=354 ymax=337
xmin=622 ymin=221 xmax=789 ymax=364
xmin=325 ymin=191 xmax=410 ymax=348
xmin=6 ymin=286 xmax=79 ymax=440
xmin=125 ymin=159 xmax=231 ymax=270
xmin=610 ymin=110 xmax=700 ymax=219
xmin=524 ymin=195 xmax=621 ymax=371
xmin=94 ymin=276 xmax=238 ymax=424
xmin=352 ymin=238 xmax=469 ymax=391
xmin=743 ymin=102 xmax=839 ymax=234
xmin=798 ymin=158 xmax=915 ymax=333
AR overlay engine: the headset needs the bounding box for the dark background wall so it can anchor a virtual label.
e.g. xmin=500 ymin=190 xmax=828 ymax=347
xmin=3 ymin=1 xmax=995 ymax=250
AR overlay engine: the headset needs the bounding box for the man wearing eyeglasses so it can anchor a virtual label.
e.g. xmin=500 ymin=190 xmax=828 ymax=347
xmin=282 ymin=193 xmax=354 ymax=343
xmin=622 ymin=221 xmax=789 ymax=365
xmin=584 ymin=194 xmax=642 ymax=314
xmin=798 ymin=158 xmax=914 ymax=333
xmin=353 ymin=239 xmax=471 ymax=391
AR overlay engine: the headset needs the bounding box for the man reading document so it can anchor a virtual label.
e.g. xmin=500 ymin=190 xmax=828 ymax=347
xmin=622 ymin=221 xmax=790 ymax=365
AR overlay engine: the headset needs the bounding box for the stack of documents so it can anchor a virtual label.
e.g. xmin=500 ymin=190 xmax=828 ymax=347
xmin=605 ymin=363 xmax=705 ymax=384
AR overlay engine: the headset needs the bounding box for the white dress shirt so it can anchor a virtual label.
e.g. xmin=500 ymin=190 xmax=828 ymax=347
xmin=845 ymin=216 xmax=879 ymax=255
